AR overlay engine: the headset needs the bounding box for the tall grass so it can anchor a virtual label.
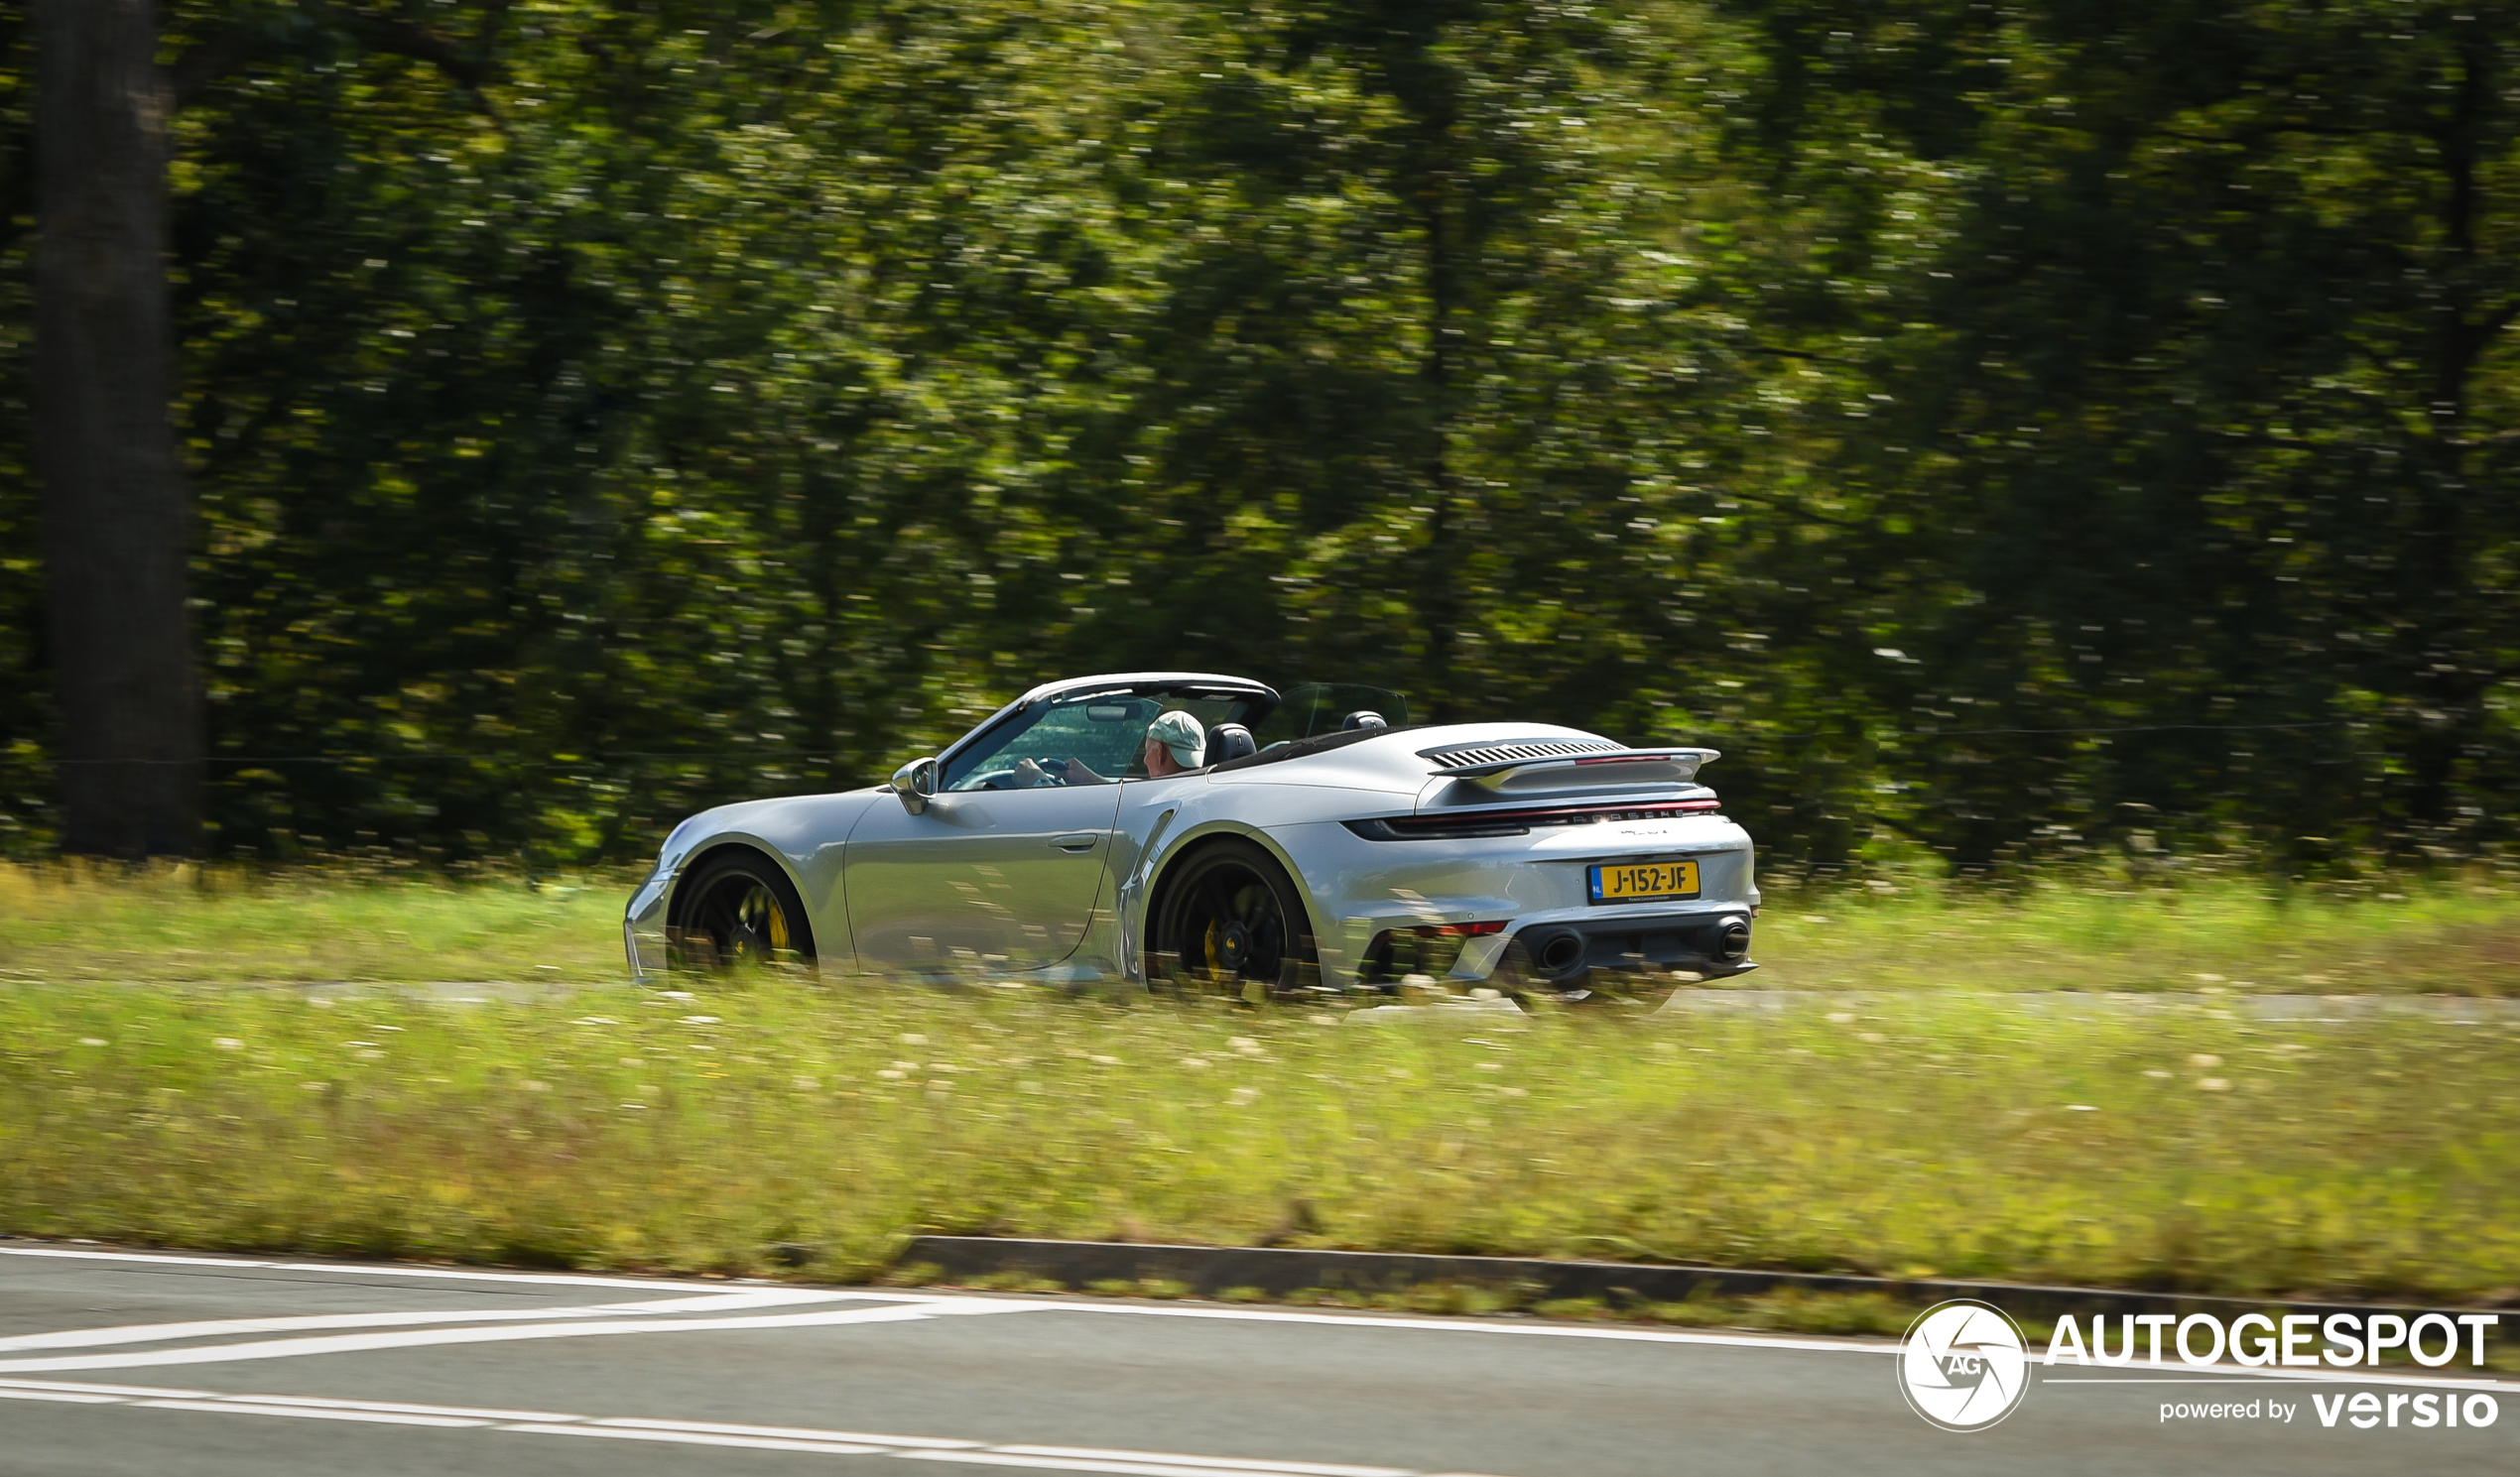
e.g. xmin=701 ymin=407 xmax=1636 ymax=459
xmin=1751 ymin=877 xmax=2520 ymax=996
xmin=0 ymin=863 xmax=630 ymax=982
xmin=6 ymin=861 xmax=2519 ymax=994
xmin=4 ymin=981 xmax=2514 ymax=1302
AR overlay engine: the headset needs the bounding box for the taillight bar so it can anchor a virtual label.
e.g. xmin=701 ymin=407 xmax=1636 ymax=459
xmin=1411 ymin=920 xmax=1508 ymax=937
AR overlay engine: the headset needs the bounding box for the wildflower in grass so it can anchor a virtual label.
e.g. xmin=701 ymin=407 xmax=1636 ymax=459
xmin=522 ymin=1080 xmax=550 ymax=1092
xmin=1826 ymin=1012 xmax=1855 ymax=1025
xmin=2199 ymin=1077 xmax=2231 ymax=1091
xmin=792 ymin=1076 xmax=818 ymax=1091
xmin=2190 ymin=1053 xmax=2223 ymax=1068
xmin=1227 ymin=1086 xmax=1260 ymax=1106
xmin=2145 ymin=1069 xmax=2173 ymax=1079
xmin=80 ymin=1038 xmax=106 ymax=1046
xmin=211 ymin=1038 xmax=241 ymax=1050
xmin=876 ymin=1069 xmax=906 ymax=1080
xmin=900 ymin=1033 xmax=928 ymax=1046
xmin=1226 ymin=1037 xmax=1263 ymax=1055
xmin=681 ymin=1015 xmax=719 ymax=1025
xmin=1182 ymin=1057 xmax=1209 ymax=1069
xmin=1857 ymin=1032 xmax=1888 ymax=1044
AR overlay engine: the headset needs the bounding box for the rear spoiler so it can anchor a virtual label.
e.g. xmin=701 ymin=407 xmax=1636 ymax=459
xmin=1420 ymin=738 xmax=1718 ymax=795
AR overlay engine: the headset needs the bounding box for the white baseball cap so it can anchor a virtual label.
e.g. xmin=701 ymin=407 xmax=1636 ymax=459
xmin=1146 ymin=709 xmax=1206 ymax=768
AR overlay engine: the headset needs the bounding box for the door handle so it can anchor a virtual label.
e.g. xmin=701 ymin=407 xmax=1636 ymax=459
xmin=1051 ymin=832 xmax=1099 ymax=852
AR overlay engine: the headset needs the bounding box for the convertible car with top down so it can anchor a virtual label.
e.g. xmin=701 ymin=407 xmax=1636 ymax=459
xmin=624 ymin=674 xmax=1759 ymax=1005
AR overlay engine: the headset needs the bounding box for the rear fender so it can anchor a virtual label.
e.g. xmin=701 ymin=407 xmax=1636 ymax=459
xmin=1126 ymin=820 xmax=1325 ymax=989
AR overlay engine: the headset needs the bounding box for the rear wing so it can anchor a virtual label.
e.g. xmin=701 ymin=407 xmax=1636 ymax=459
xmin=1420 ymin=738 xmax=1718 ymax=795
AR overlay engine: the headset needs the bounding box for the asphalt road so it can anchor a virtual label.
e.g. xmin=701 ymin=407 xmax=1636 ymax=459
xmin=0 ymin=1244 xmax=2510 ymax=1477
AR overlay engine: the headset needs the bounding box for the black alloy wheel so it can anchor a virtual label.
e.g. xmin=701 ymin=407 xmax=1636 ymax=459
xmin=1151 ymin=838 xmax=1317 ymax=1001
xmin=671 ymin=849 xmax=816 ymax=973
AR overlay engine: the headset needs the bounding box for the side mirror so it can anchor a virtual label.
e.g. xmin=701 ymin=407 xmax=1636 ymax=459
xmin=890 ymin=757 xmax=940 ymax=814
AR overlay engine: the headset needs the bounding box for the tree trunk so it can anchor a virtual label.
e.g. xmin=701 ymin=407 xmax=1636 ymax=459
xmin=35 ymin=0 xmax=200 ymax=856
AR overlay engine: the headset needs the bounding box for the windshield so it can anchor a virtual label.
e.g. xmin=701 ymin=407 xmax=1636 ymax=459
xmin=1252 ymin=683 xmax=1412 ymax=747
xmin=944 ymin=693 xmax=1162 ymax=791
xmin=941 ymin=681 xmax=1278 ymax=791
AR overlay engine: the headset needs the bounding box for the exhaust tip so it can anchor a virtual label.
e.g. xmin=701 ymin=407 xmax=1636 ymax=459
xmin=1716 ymin=918 xmax=1752 ymax=962
xmin=1524 ymin=927 xmax=1586 ymax=979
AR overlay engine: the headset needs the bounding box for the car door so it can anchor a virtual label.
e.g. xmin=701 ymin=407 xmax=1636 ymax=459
xmin=842 ymin=783 xmax=1123 ymax=971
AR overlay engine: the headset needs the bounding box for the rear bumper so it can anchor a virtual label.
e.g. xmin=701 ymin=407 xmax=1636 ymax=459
xmin=1449 ymin=905 xmax=1756 ymax=982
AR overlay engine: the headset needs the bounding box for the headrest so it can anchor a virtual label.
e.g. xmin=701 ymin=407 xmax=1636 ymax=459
xmin=1208 ymin=723 xmax=1257 ymax=763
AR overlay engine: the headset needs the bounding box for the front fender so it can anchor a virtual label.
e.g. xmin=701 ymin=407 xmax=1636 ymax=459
xmin=621 ymin=790 xmax=884 ymax=981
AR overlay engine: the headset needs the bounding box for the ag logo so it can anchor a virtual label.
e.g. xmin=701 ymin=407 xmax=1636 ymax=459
xmin=1898 ymin=1299 xmax=2030 ymax=1431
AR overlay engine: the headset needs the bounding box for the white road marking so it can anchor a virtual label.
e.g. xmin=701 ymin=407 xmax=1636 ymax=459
xmin=593 ymin=1417 xmax=982 ymax=1448
xmin=1036 ymin=1299 xmax=1901 ymax=1355
xmin=0 ymin=1300 xmax=1011 ymax=1374
xmin=990 ymin=1445 xmax=1408 ymax=1477
xmin=0 ymin=1377 xmax=219 ymax=1398
xmin=0 ymin=1287 xmax=858 ymax=1354
xmin=507 ymin=1423 xmax=889 ymax=1455
xmin=133 ymin=1398 xmax=488 ymax=1427
xmin=6 ymin=1376 xmax=1517 ymax=1477
xmin=893 ymin=1452 xmax=1334 ymax=1477
xmin=0 ymin=1248 xmax=271 ymax=1270
xmin=226 ymin=1392 xmax=582 ymax=1420
xmin=0 ymin=1386 xmax=122 ymax=1404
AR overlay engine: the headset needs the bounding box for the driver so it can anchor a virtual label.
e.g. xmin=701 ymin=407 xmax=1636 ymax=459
xmin=1015 ymin=709 xmax=1206 ymax=786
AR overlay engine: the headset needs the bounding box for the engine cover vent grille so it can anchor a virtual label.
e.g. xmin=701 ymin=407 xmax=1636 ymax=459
xmin=1418 ymin=737 xmax=1621 ymax=771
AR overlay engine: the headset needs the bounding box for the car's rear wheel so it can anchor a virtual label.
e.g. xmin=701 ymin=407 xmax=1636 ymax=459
xmin=670 ymin=849 xmax=816 ymax=974
xmin=1149 ymin=839 xmax=1317 ymax=1001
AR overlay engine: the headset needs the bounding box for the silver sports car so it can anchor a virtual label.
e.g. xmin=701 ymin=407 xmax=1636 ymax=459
xmin=624 ymin=673 xmax=1759 ymax=1004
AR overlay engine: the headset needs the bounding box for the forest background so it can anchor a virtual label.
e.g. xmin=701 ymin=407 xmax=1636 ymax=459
xmin=2 ymin=0 xmax=2515 ymax=876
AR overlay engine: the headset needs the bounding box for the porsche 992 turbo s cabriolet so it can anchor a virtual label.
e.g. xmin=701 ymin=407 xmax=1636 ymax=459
xmin=624 ymin=674 xmax=1758 ymax=1005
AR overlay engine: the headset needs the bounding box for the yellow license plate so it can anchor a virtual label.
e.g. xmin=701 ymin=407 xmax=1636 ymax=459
xmin=1588 ymin=860 xmax=1701 ymax=904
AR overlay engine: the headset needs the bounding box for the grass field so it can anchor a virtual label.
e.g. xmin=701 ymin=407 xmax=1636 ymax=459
xmin=6 ymin=861 xmax=2520 ymax=995
xmin=5 ymin=864 xmax=2517 ymax=1329
xmin=4 ymin=977 xmax=2516 ymax=1307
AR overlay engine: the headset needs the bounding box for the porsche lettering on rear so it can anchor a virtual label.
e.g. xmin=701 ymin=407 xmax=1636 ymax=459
xmin=625 ymin=673 xmax=1758 ymax=1008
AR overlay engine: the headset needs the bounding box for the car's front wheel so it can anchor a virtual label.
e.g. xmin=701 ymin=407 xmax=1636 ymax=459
xmin=1149 ymin=838 xmax=1317 ymax=1001
xmin=669 ymin=848 xmax=816 ymax=974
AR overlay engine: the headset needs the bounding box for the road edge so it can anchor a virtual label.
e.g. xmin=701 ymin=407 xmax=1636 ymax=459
xmin=898 ymin=1235 xmax=2515 ymax=1325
